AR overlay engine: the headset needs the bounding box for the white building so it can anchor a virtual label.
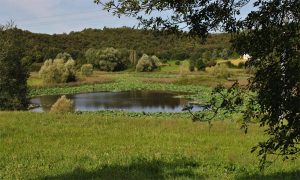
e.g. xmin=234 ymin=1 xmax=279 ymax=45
xmin=243 ymin=54 xmax=251 ymax=61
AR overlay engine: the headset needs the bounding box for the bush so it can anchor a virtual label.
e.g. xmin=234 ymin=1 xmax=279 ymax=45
xmin=56 ymin=52 xmax=73 ymax=61
xmin=39 ymin=55 xmax=76 ymax=83
xmin=195 ymin=58 xmax=206 ymax=71
xmin=211 ymin=64 xmax=232 ymax=79
xmin=220 ymin=49 xmax=229 ymax=60
xmin=50 ymin=95 xmax=74 ymax=113
xmin=237 ymin=61 xmax=245 ymax=68
xmin=85 ymin=47 xmax=129 ymax=71
xmin=30 ymin=63 xmax=43 ymax=72
xmin=151 ymin=55 xmax=162 ymax=68
xmin=172 ymin=52 xmax=189 ymax=60
xmin=175 ymin=60 xmax=181 ymax=65
xmin=189 ymin=65 xmax=195 ymax=72
xmin=206 ymin=60 xmax=217 ymax=67
xmin=136 ymin=54 xmax=162 ymax=72
xmin=189 ymin=63 xmax=195 ymax=72
xmin=81 ymin=64 xmax=93 ymax=76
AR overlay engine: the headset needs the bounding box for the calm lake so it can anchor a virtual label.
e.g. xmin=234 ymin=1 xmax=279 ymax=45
xmin=30 ymin=90 xmax=203 ymax=113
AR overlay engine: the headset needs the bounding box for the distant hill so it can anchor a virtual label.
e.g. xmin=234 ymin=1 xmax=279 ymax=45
xmin=4 ymin=27 xmax=233 ymax=65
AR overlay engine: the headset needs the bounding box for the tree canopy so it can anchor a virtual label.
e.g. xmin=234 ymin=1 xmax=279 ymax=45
xmin=0 ymin=27 xmax=233 ymax=70
xmin=0 ymin=26 xmax=28 ymax=110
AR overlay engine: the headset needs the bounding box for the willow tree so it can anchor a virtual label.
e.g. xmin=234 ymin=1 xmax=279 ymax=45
xmin=95 ymin=0 xmax=300 ymax=169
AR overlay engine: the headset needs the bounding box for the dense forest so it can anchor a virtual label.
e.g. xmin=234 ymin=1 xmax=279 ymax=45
xmin=2 ymin=27 xmax=236 ymax=71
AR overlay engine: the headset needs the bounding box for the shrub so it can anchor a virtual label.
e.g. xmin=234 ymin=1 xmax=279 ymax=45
xmin=151 ymin=55 xmax=162 ymax=68
xmin=30 ymin=63 xmax=43 ymax=72
xmin=195 ymin=58 xmax=206 ymax=71
xmin=39 ymin=55 xmax=76 ymax=83
xmin=206 ymin=60 xmax=217 ymax=67
xmin=220 ymin=49 xmax=229 ymax=60
xmin=175 ymin=60 xmax=181 ymax=65
xmin=98 ymin=48 xmax=120 ymax=71
xmin=189 ymin=65 xmax=195 ymax=72
xmin=64 ymin=59 xmax=76 ymax=82
xmin=136 ymin=54 xmax=162 ymax=72
xmin=211 ymin=64 xmax=232 ymax=79
xmin=202 ymin=51 xmax=212 ymax=61
xmin=172 ymin=52 xmax=189 ymax=60
xmin=81 ymin=64 xmax=93 ymax=76
xmin=211 ymin=49 xmax=218 ymax=60
xmin=56 ymin=52 xmax=73 ymax=61
xmin=237 ymin=61 xmax=245 ymax=68
xmin=50 ymin=95 xmax=74 ymax=113
xmin=85 ymin=47 xmax=129 ymax=71
xmin=85 ymin=48 xmax=98 ymax=65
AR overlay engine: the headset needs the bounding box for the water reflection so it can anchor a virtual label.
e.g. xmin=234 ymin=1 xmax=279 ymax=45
xmin=30 ymin=90 xmax=203 ymax=113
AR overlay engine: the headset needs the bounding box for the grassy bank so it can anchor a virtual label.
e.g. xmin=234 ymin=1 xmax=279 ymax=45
xmin=1 ymin=112 xmax=300 ymax=179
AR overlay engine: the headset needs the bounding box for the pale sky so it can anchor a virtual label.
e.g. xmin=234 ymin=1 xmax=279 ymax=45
xmin=0 ymin=0 xmax=255 ymax=34
xmin=0 ymin=0 xmax=138 ymax=34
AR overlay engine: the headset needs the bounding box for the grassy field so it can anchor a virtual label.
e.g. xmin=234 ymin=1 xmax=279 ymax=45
xmin=1 ymin=112 xmax=300 ymax=179
xmin=2 ymin=59 xmax=299 ymax=179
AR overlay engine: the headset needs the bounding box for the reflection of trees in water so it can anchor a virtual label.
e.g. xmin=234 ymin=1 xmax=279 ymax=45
xmin=34 ymin=91 xmax=191 ymax=112
xmin=97 ymin=91 xmax=188 ymax=109
xmin=38 ymin=95 xmax=75 ymax=112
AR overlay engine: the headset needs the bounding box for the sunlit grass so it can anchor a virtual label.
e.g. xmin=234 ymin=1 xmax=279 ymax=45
xmin=1 ymin=112 xmax=299 ymax=179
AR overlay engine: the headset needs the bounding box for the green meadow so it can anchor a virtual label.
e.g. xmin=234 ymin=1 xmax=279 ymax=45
xmin=1 ymin=112 xmax=300 ymax=179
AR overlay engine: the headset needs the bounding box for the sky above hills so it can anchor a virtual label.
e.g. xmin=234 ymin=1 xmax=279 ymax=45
xmin=0 ymin=0 xmax=255 ymax=34
xmin=0 ymin=0 xmax=138 ymax=34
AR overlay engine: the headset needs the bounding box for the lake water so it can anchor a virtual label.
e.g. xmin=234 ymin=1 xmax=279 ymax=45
xmin=30 ymin=90 xmax=203 ymax=113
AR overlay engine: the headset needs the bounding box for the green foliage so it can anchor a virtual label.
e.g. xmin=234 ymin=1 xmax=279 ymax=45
xmin=56 ymin=52 xmax=73 ymax=61
xmin=85 ymin=47 xmax=129 ymax=71
xmin=39 ymin=56 xmax=76 ymax=84
xmin=190 ymin=51 xmax=216 ymax=71
xmin=81 ymin=64 xmax=93 ymax=76
xmin=202 ymin=51 xmax=212 ymax=61
xmin=136 ymin=54 xmax=162 ymax=72
xmin=84 ymin=48 xmax=98 ymax=65
xmin=211 ymin=64 xmax=232 ymax=79
xmin=175 ymin=60 xmax=181 ymax=65
xmin=171 ymin=51 xmax=189 ymax=60
xmin=211 ymin=49 xmax=218 ymax=61
xmin=188 ymin=64 xmax=195 ymax=72
xmin=99 ymin=47 xmax=129 ymax=71
xmin=0 ymin=28 xmax=28 ymax=110
xmin=206 ymin=60 xmax=217 ymax=67
xmin=30 ymin=63 xmax=43 ymax=72
xmin=195 ymin=58 xmax=206 ymax=71
xmin=4 ymin=27 xmax=235 ymax=70
xmin=220 ymin=49 xmax=229 ymax=60
xmin=237 ymin=62 xmax=245 ymax=68
xmin=50 ymin=95 xmax=74 ymax=113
